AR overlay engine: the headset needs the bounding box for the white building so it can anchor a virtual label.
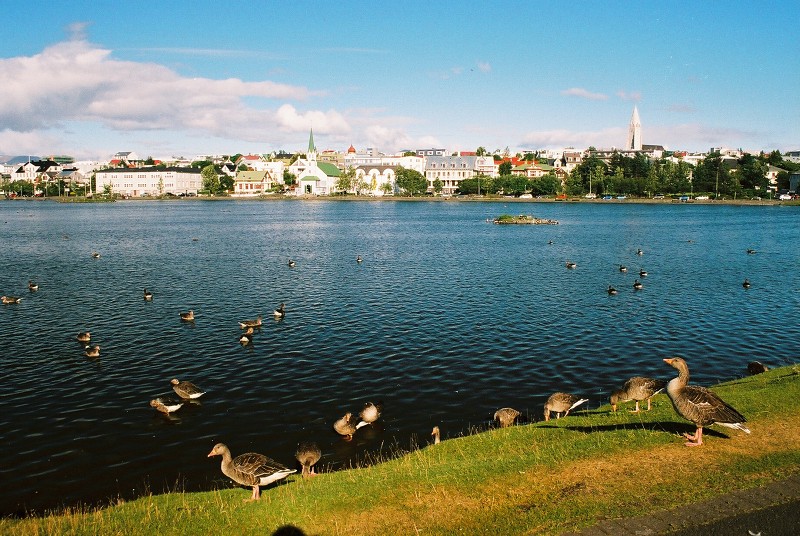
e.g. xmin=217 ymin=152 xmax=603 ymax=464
xmin=95 ymin=167 xmax=202 ymax=196
xmin=424 ymin=155 xmax=496 ymax=195
xmin=288 ymin=130 xmax=341 ymax=195
xmin=354 ymin=165 xmax=396 ymax=196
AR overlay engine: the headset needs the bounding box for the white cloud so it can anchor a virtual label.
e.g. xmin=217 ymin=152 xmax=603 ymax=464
xmin=561 ymin=87 xmax=608 ymax=101
xmin=477 ymin=61 xmax=491 ymax=73
xmin=275 ymin=104 xmax=351 ymax=134
xmin=616 ymin=90 xmax=641 ymax=102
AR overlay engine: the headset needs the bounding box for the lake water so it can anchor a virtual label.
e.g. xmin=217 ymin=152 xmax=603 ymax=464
xmin=1 ymin=199 xmax=798 ymax=515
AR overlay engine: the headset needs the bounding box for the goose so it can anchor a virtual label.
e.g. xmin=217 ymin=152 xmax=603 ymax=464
xmin=633 ymin=279 xmax=643 ymax=290
xmin=238 ymin=315 xmax=262 ymax=329
xmin=431 ymin=426 xmax=441 ymax=445
xmin=639 ymin=268 xmax=648 ymax=277
xmin=170 ymin=378 xmax=205 ymax=399
xmin=76 ymin=332 xmax=91 ymax=343
xmin=544 ymin=392 xmax=588 ymax=421
xmin=239 ymin=328 xmax=254 ymax=345
xmin=295 ymin=441 xmax=322 ymax=478
xmin=180 ymin=310 xmax=195 ymax=321
xmin=208 ymin=443 xmax=295 ymax=501
xmin=356 ymin=255 xmax=363 ymax=263
xmin=565 ymin=261 xmax=577 ymax=269
xmin=610 ymin=377 xmax=667 ymax=412
xmin=84 ymin=345 xmax=100 ymax=357
xmin=273 ymin=303 xmax=285 ymax=319
xmin=91 ymin=252 xmax=101 ymax=259
xmin=493 ymin=407 xmax=522 ymax=428
xmin=143 ymin=288 xmax=153 ymax=301
xmin=636 ymin=249 xmax=644 ymax=256
xmin=356 ymin=401 xmax=382 ymax=429
xmin=28 ymin=280 xmax=39 ymax=292
xmin=747 ymin=361 xmax=768 ymax=375
xmin=333 ymin=412 xmax=358 ymax=440
xmin=607 ymin=285 xmax=618 ymax=295
xmin=663 ymin=357 xmax=750 ymax=447
xmin=288 ymin=259 xmax=296 ymax=268
xmin=150 ymin=397 xmax=183 ymax=414
xmin=1 ymin=295 xmax=22 ymax=304
xmin=742 ymin=279 xmax=751 ymax=289
xmin=619 ymin=264 xmax=628 ymax=273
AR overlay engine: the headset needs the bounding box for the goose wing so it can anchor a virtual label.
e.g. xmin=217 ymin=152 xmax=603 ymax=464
xmin=679 ymin=385 xmax=746 ymax=425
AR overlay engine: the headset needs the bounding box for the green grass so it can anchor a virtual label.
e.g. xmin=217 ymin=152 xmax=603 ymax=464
xmin=4 ymin=364 xmax=800 ymax=535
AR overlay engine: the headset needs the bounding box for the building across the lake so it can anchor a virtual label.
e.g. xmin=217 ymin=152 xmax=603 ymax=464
xmin=94 ymin=166 xmax=202 ymax=197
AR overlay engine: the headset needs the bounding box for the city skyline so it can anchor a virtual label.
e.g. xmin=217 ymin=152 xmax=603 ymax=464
xmin=1 ymin=0 xmax=797 ymax=160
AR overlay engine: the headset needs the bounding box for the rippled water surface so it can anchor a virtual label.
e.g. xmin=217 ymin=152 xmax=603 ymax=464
xmin=1 ymin=199 xmax=798 ymax=514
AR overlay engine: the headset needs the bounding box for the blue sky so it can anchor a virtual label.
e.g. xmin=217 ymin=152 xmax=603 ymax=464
xmin=1 ymin=0 xmax=797 ymax=160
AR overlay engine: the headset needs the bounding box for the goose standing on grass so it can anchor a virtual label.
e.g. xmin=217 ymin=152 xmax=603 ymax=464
xmin=295 ymin=441 xmax=322 ymax=478
xmin=150 ymin=397 xmax=183 ymax=414
xmin=273 ymin=303 xmax=285 ymax=319
xmin=544 ymin=392 xmax=588 ymax=421
xmin=28 ymin=280 xmax=39 ymax=292
xmin=742 ymin=279 xmax=751 ymax=289
xmin=610 ymin=377 xmax=667 ymax=412
xmin=494 ymin=407 xmax=522 ymax=428
xmin=84 ymin=345 xmax=100 ymax=357
xmin=170 ymin=378 xmax=205 ymax=399
xmin=238 ymin=315 xmax=262 ymax=329
xmin=2 ymin=295 xmax=22 ymax=304
xmin=356 ymin=401 xmax=382 ymax=429
xmin=77 ymin=332 xmax=91 ymax=343
xmin=143 ymin=288 xmax=153 ymax=301
xmin=663 ymin=356 xmax=750 ymax=447
xmin=431 ymin=426 xmax=441 ymax=445
xmin=333 ymin=412 xmax=358 ymax=440
xmin=208 ymin=443 xmax=295 ymax=501
xmin=180 ymin=310 xmax=194 ymax=321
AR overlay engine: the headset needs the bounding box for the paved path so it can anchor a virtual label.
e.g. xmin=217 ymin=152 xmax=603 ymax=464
xmin=564 ymin=473 xmax=800 ymax=535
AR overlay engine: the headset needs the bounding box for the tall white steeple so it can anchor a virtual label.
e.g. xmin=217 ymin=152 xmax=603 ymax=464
xmin=627 ymin=106 xmax=642 ymax=151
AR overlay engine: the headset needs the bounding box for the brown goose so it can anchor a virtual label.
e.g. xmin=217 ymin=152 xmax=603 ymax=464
xmin=180 ymin=310 xmax=195 ymax=321
xmin=493 ymin=407 xmax=522 ymax=428
xmin=295 ymin=441 xmax=322 ymax=478
xmin=544 ymin=392 xmax=588 ymax=421
xmin=239 ymin=327 xmax=254 ymax=345
xmin=150 ymin=397 xmax=183 ymax=414
xmin=170 ymin=378 xmax=205 ymax=399
xmin=610 ymin=377 xmax=666 ymax=412
xmin=76 ymin=332 xmax=91 ymax=343
xmin=238 ymin=315 xmax=262 ymax=329
xmin=431 ymin=426 xmax=441 ymax=445
xmin=28 ymin=280 xmax=39 ymax=292
xmin=84 ymin=345 xmax=100 ymax=358
xmin=356 ymin=401 xmax=382 ymax=429
xmin=1 ymin=295 xmax=22 ymax=304
xmin=663 ymin=357 xmax=751 ymax=447
xmin=143 ymin=288 xmax=153 ymax=301
xmin=333 ymin=412 xmax=358 ymax=440
xmin=747 ymin=361 xmax=768 ymax=375
xmin=207 ymin=443 xmax=295 ymax=501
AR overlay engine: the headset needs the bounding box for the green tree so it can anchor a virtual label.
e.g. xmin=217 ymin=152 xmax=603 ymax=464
xmin=201 ymin=164 xmax=220 ymax=194
xmin=498 ymin=161 xmax=512 ymax=176
xmin=476 ymin=146 xmax=487 ymax=156
xmin=395 ymin=166 xmax=428 ymax=196
xmin=737 ymin=153 xmax=768 ymax=191
xmin=103 ymin=183 xmax=113 ymax=197
xmin=335 ymin=166 xmax=357 ymax=194
xmin=219 ymin=175 xmax=234 ymax=194
xmin=432 ymin=178 xmax=443 ymax=195
xmin=283 ymin=170 xmax=297 ymax=186
xmin=145 ymin=156 xmax=155 ymax=165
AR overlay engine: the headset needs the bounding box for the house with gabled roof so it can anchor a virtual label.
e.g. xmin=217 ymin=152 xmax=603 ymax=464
xmin=233 ymin=170 xmax=279 ymax=196
xmin=289 ymin=129 xmax=341 ymax=195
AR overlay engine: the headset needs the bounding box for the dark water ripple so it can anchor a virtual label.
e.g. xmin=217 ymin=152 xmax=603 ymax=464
xmin=1 ymin=200 xmax=799 ymax=515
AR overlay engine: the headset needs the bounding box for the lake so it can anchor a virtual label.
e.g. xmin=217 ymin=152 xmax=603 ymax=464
xmin=1 ymin=199 xmax=798 ymax=515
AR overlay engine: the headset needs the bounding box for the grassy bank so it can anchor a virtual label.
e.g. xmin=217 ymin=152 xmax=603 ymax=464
xmin=4 ymin=364 xmax=799 ymax=535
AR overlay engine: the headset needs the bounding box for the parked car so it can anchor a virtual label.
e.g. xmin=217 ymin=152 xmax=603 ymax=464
xmin=602 ymin=195 xmax=613 ymax=200
xmin=696 ymin=195 xmax=709 ymax=200
xmin=653 ymin=194 xmax=665 ymax=199
xmin=779 ymin=194 xmax=792 ymax=200
xmin=584 ymin=193 xmax=597 ymax=199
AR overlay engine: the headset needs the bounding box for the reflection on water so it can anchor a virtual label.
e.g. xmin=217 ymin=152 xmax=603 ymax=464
xmin=0 ymin=199 xmax=798 ymax=514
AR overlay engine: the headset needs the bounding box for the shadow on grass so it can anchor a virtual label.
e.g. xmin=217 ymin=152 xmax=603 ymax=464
xmin=538 ymin=420 xmax=733 ymax=440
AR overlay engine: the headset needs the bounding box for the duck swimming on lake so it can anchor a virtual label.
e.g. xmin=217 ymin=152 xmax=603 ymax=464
xmin=208 ymin=443 xmax=295 ymax=501
xmin=619 ymin=264 xmax=628 ymax=273
xmin=610 ymin=377 xmax=667 ymax=412
xmin=1 ymin=295 xmax=22 ymax=304
xmin=180 ymin=310 xmax=195 ymax=321
xmin=171 ymin=378 xmax=205 ymax=399
xmin=84 ymin=345 xmax=100 ymax=357
xmin=143 ymin=288 xmax=153 ymax=301
xmin=544 ymin=392 xmax=588 ymax=421
xmin=28 ymin=280 xmax=39 ymax=291
xmin=91 ymin=252 xmax=101 ymax=259
xmin=239 ymin=315 xmax=262 ymax=329
xmin=742 ymin=279 xmax=751 ymax=289
xmin=639 ymin=268 xmax=648 ymax=277
xmin=356 ymin=255 xmax=363 ymax=263
xmin=566 ymin=261 xmax=577 ymax=269
xmin=607 ymin=285 xmax=618 ymax=295
xmin=494 ymin=407 xmax=522 ymax=428
xmin=637 ymin=249 xmax=644 ymax=256
xmin=663 ymin=357 xmax=750 ymax=447
xmin=288 ymin=259 xmax=296 ymax=267
xmin=295 ymin=441 xmax=322 ymax=478
xmin=633 ymin=279 xmax=643 ymax=290
xmin=239 ymin=327 xmax=254 ymax=345
xmin=150 ymin=397 xmax=183 ymax=414
xmin=77 ymin=332 xmax=91 ymax=343
xmin=356 ymin=401 xmax=382 ymax=429
xmin=273 ymin=303 xmax=285 ymax=319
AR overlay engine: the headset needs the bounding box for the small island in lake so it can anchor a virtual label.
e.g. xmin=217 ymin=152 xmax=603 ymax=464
xmin=493 ymin=214 xmax=559 ymax=225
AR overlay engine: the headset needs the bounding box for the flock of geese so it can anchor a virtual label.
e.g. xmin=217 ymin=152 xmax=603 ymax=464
xmin=2 ymin=250 xmax=763 ymax=502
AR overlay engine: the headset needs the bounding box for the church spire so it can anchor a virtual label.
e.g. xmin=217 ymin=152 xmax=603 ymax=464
xmin=307 ymin=128 xmax=316 ymax=154
xmin=627 ymin=106 xmax=642 ymax=151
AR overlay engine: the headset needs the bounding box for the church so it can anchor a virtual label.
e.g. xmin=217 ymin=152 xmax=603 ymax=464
xmin=288 ymin=129 xmax=341 ymax=195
